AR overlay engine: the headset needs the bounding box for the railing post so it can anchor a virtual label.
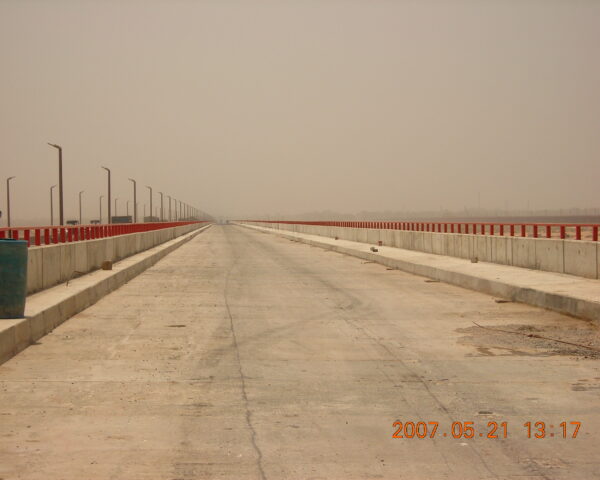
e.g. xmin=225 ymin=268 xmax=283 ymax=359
xmin=35 ymin=229 xmax=41 ymax=246
xmin=24 ymin=230 xmax=31 ymax=247
xmin=593 ymin=226 xmax=598 ymax=242
xmin=560 ymin=225 xmax=566 ymax=239
xmin=576 ymin=226 xmax=581 ymax=240
xmin=546 ymin=225 xmax=551 ymax=238
xmin=533 ymin=225 xmax=538 ymax=238
xmin=521 ymin=225 xmax=526 ymax=237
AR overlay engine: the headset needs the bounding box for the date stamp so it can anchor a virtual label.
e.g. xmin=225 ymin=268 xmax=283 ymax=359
xmin=392 ymin=421 xmax=581 ymax=439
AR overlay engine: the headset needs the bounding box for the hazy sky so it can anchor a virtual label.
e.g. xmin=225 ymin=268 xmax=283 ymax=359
xmin=1 ymin=0 xmax=599 ymax=224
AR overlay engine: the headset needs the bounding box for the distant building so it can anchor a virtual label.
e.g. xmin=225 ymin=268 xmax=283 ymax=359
xmin=66 ymin=220 xmax=79 ymax=225
xmin=111 ymin=215 xmax=133 ymax=224
xmin=143 ymin=216 xmax=160 ymax=223
xmin=90 ymin=219 xmax=101 ymax=225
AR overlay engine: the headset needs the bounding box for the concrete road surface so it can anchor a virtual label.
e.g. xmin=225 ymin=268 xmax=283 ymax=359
xmin=0 ymin=225 xmax=599 ymax=480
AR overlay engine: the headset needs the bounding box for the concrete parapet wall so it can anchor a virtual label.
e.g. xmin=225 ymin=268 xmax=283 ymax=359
xmin=26 ymin=223 xmax=205 ymax=295
xmin=239 ymin=222 xmax=600 ymax=280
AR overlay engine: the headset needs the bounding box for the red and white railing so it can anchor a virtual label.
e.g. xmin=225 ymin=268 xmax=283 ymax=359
xmin=241 ymin=220 xmax=599 ymax=242
xmin=0 ymin=221 xmax=210 ymax=247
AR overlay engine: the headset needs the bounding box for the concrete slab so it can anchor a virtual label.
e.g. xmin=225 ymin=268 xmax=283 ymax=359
xmin=474 ymin=236 xmax=490 ymax=262
xmin=512 ymin=237 xmax=536 ymax=269
xmin=535 ymin=238 xmax=565 ymax=273
xmin=26 ymin=247 xmax=43 ymax=294
xmin=74 ymin=242 xmax=88 ymax=276
xmin=41 ymin=245 xmax=61 ymax=290
xmin=490 ymin=236 xmax=509 ymax=265
xmin=59 ymin=243 xmax=76 ymax=284
xmin=564 ymin=240 xmax=598 ymax=279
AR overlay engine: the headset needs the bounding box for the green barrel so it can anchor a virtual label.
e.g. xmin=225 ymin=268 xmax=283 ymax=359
xmin=0 ymin=239 xmax=28 ymax=318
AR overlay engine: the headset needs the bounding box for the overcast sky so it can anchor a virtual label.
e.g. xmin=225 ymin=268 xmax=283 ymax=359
xmin=1 ymin=0 xmax=599 ymax=224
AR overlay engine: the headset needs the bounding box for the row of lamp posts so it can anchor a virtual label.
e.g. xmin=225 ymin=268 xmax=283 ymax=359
xmin=4 ymin=144 xmax=201 ymax=227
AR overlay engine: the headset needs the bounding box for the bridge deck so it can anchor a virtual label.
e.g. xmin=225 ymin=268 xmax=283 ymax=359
xmin=0 ymin=225 xmax=598 ymax=479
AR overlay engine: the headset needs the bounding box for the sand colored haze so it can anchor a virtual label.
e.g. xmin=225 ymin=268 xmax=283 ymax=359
xmin=1 ymin=0 xmax=599 ymax=225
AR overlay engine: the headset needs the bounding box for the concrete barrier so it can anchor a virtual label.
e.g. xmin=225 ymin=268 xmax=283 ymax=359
xmin=26 ymin=223 xmax=205 ymax=295
xmin=239 ymin=222 xmax=600 ymax=280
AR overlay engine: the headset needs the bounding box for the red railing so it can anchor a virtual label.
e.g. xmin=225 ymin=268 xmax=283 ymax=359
xmin=0 ymin=221 xmax=210 ymax=247
xmin=242 ymin=220 xmax=599 ymax=242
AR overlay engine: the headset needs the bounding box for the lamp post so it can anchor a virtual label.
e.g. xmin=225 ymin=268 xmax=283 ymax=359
xmin=128 ymin=178 xmax=137 ymax=223
xmin=99 ymin=195 xmax=104 ymax=223
xmin=101 ymin=166 xmax=111 ymax=223
xmin=126 ymin=200 xmax=130 ymax=218
xmin=114 ymin=197 xmax=118 ymax=217
xmin=158 ymin=192 xmax=164 ymax=222
xmin=50 ymin=184 xmax=56 ymax=225
xmin=47 ymin=143 xmax=64 ymax=225
xmin=167 ymin=195 xmax=171 ymax=221
xmin=6 ymin=176 xmax=15 ymax=227
xmin=79 ymin=190 xmax=84 ymax=225
xmin=146 ymin=186 xmax=153 ymax=221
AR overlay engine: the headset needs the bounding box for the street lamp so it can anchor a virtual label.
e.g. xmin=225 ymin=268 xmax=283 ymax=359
xmin=50 ymin=185 xmax=56 ymax=225
xmin=47 ymin=143 xmax=64 ymax=225
xmin=6 ymin=176 xmax=15 ymax=227
xmin=126 ymin=200 xmax=130 ymax=218
xmin=167 ymin=195 xmax=171 ymax=221
xmin=114 ymin=197 xmax=118 ymax=217
xmin=128 ymin=178 xmax=137 ymax=223
xmin=146 ymin=186 xmax=153 ymax=221
xmin=158 ymin=192 xmax=164 ymax=222
xmin=79 ymin=190 xmax=84 ymax=225
xmin=99 ymin=195 xmax=104 ymax=223
xmin=101 ymin=166 xmax=111 ymax=223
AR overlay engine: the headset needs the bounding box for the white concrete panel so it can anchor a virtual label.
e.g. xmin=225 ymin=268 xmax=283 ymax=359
xmin=564 ymin=241 xmax=598 ymax=279
xmin=74 ymin=242 xmax=88 ymax=274
xmin=512 ymin=238 xmax=536 ymax=269
xmin=26 ymin=247 xmax=43 ymax=294
xmin=59 ymin=244 xmax=76 ymax=284
xmin=41 ymin=245 xmax=61 ymax=290
xmin=431 ymin=233 xmax=445 ymax=255
xmin=422 ymin=233 xmax=433 ymax=253
xmin=367 ymin=229 xmax=380 ymax=245
xmin=535 ymin=239 xmax=564 ymax=273
xmin=490 ymin=237 xmax=509 ymax=265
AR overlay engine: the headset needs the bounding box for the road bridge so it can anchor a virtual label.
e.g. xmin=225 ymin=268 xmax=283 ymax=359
xmin=0 ymin=225 xmax=599 ymax=479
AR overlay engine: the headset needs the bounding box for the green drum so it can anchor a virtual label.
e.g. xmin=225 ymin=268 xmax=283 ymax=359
xmin=0 ymin=239 xmax=28 ymax=318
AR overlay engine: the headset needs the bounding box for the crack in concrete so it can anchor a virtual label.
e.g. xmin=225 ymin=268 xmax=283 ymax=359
xmin=223 ymin=249 xmax=267 ymax=480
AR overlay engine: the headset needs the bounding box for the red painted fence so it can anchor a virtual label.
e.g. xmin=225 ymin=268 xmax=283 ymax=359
xmin=243 ymin=220 xmax=599 ymax=242
xmin=0 ymin=221 xmax=209 ymax=247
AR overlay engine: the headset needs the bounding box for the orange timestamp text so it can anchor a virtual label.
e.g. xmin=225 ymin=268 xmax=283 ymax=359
xmin=392 ymin=421 xmax=581 ymax=439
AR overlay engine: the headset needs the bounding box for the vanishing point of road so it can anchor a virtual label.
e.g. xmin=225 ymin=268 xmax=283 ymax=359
xmin=0 ymin=225 xmax=598 ymax=479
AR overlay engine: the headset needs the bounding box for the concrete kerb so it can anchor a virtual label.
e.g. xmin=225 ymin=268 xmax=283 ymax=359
xmin=0 ymin=224 xmax=212 ymax=366
xmin=237 ymin=223 xmax=600 ymax=325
